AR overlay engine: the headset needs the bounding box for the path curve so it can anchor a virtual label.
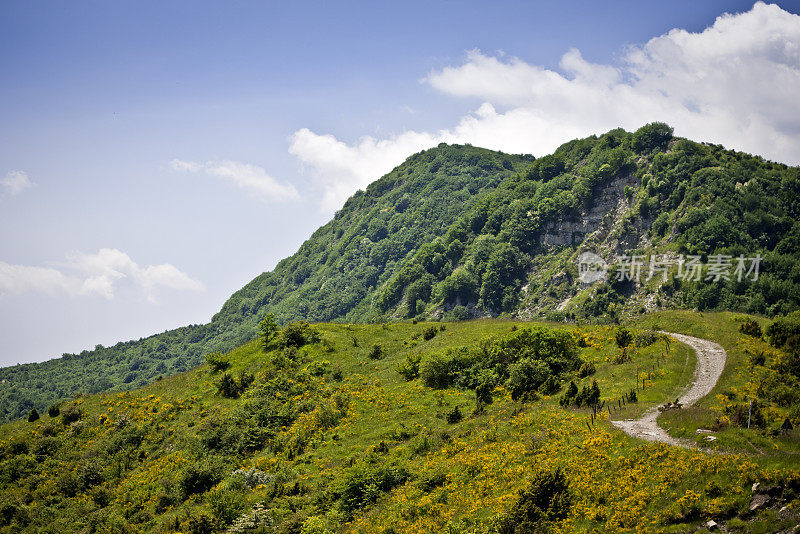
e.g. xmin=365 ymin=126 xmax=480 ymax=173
xmin=610 ymin=331 xmax=727 ymax=448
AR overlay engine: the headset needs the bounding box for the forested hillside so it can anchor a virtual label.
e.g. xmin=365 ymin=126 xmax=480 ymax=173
xmin=0 ymin=146 xmax=532 ymax=422
xmin=1 ymin=124 xmax=798 ymax=423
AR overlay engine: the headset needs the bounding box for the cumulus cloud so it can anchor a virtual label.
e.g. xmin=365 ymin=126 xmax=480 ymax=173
xmin=289 ymin=128 xmax=446 ymax=212
xmin=289 ymin=2 xmax=800 ymax=211
xmin=0 ymin=249 xmax=203 ymax=302
xmin=170 ymin=159 xmax=299 ymax=201
xmin=1 ymin=170 xmax=33 ymax=196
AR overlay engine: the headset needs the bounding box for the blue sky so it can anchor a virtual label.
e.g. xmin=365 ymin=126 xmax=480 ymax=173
xmin=1 ymin=1 xmax=799 ymax=366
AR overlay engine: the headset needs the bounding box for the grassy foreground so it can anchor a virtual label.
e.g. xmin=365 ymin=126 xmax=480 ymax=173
xmin=0 ymin=312 xmax=798 ymax=533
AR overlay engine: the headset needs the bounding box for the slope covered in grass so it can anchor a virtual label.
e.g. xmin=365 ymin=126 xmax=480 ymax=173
xmin=2 ymin=313 xmax=799 ymax=533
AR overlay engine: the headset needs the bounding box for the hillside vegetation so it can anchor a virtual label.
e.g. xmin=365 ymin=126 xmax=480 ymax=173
xmin=2 ymin=312 xmax=800 ymax=533
xmin=1 ymin=124 xmax=798 ymax=423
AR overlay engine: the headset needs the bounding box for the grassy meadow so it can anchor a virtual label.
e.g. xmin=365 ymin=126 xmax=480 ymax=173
xmin=1 ymin=312 xmax=799 ymax=533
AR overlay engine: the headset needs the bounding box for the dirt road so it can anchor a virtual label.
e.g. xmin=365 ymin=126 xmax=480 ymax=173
xmin=610 ymin=331 xmax=727 ymax=448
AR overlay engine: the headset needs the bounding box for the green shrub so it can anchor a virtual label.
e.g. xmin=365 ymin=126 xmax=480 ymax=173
xmin=419 ymin=348 xmax=474 ymax=388
xmin=475 ymin=372 xmax=496 ymax=406
xmin=506 ymin=359 xmax=550 ymax=401
xmin=208 ymin=487 xmax=246 ymax=526
xmin=331 ymin=458 xmax=410 ymax=515
xmin=749 ymin=350 xmax=766 ymax=367
xmin=308 ymin=360 xmax=330 ymax=377
xmin=422 ymin=325 xmax=439 ymax=341
xmin=739 ymin=319 xmax=762 ymax=338
xmin=179 ymin=463 xmax=221 ymax=499
xmin=47 ymin=404 xmax=60 ymax=418
xmin=766 ymin=314 xmax=800 ymax=347
xmin=216 ymin=371 xmax=254 ymax=398
xmin=447 ymin=305 xmax=471 ymax=321
xmin=55 ymin=472 xmax=80 ymax=497
xmin=76 ymin=462 xmax=104 ymax=489
xmin=32 ymin=437 xmax=58 ymax=457
xmin=539 ymin=375 xmax=561 ymax=395
xmin=615 ymin=328 xmax=633 ymax=348
xmin=60 ymin=404 xmax=82 ymax=426
xmin=205 ymin=351 xmax=229 ymax=372
xmin=634 ymin=331 xmax=658 ymax=347
xmin=726 ymin=400 xmax=766 ymax=428
xmin=497 ymin=468 xmax=571 ymax=533
xmin=577 ymin=361 xmax=596 ymax=378
xmin=445 ymin=405 xmax=463 ymax=424
xmin=632 ymin=122 xmax=673 ymax=153
xmin=279 ymin=321 xmax=321 ymax=348
xmin=560 ymin=380 xmax=601 ymax=407
xmin=368 ymin=343 xmax=384 ymax=360
xmin=27 ymin=409 xmax=39 ymax=423
xmin=185 ymin=513 xmax=214 ymax=534
xmin=332 ymin=366 xmax=344 ymax=381
xmin=216 ymin=373 xmax=239 ymax=398
xmin=397 ymin=353 xmax=422 ymax=381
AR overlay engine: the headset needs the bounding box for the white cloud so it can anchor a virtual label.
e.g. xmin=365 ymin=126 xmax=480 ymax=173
xmin=289 ymin=128 xmax=446 ymax=212
xmin=170 ymin=159 xmax=299 ymax=201
xmin=1 ymin=170 xmax=33 ymax=196
xmin=0 ymin=248 xmax=203 ymax=302
xmin=0 ymin=263 xmax=80 ymax=296
xmin=288 ymin=2 xmax=800 ymax=212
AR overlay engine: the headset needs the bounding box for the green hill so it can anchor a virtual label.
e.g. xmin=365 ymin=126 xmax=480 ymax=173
xmin=1 ymin=123 xmax=798 ymax=423
xmin=1 ymin=312 xmax=800 ymax=533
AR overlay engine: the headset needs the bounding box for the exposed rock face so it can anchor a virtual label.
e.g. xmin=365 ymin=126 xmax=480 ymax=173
xmin=522 ymin=170 xmax=655 ymax=318
xmin=538 ymin=170 xmax=641 ymax=249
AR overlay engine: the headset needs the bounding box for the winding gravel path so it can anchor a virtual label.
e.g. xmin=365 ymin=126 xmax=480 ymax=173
xmin=610 ymin=331 xmax=727 ymax=448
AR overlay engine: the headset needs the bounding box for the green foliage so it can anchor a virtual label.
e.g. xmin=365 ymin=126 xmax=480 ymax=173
xmin=445 ymin=404 xmax=463 ymax=424
xmin=539 ymin=375 xmax=561 ymax=395
xmin=420 ymin=348 xmax=476 ymax=389
xmin=279 ymin=321 xmax=321 ymax=348
xmin=258 ymin=313 xmax=280 ymax=350
xmin=422 ymin=325 xmax=439 ymax=341
xmin=330 ymin=457 xmax=411 ymax=516
xmin=497 ymin=468 xmax=571 ymax=533
xmin=420 ymin=327 xmax=578 ymax=407
xmin=739 ymin=319 xmax=763 ymax=338
xmin=560 ymin=379 xmax=601 ymax=408
xmin=47 ymin=404 xmax=60 ymax=418
xmin=179 ymin=463 xmax=222 ymax=499
xmin=577 ymin=361 xmax=596 ymax=378
xmin=368 ymin=343 xmax=384 ymax=360
xmin=766 ymin=313 xmax=800 ymax=347
xmin=27 ymin=409 xmax=39 ymax=422
xmin=632 ymin=122 xmax=674 ymax=153
xmin=216 ymin=370 xmax=254 ymax=399
xmin=634 ymin=331 xmax=658 ymax=348
xmin=615 ymin=328 xmax=633 ymax=349
xmin=185 ymin=513 xmax=214 ymax=534
xmin=60 ymin=404 xmax=81 ymax=426
xmin=507 ymin=359 xmax=550 ymax=402
xmin=205 ymin=351 xmax=229 ymax=372
xmin=208 ymin=486 xmax=246 ymax=526
xmin=726 ymin=400 xmax=766 ymax=428
xmin=397 ymin=353 xmax=422 ymax=381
